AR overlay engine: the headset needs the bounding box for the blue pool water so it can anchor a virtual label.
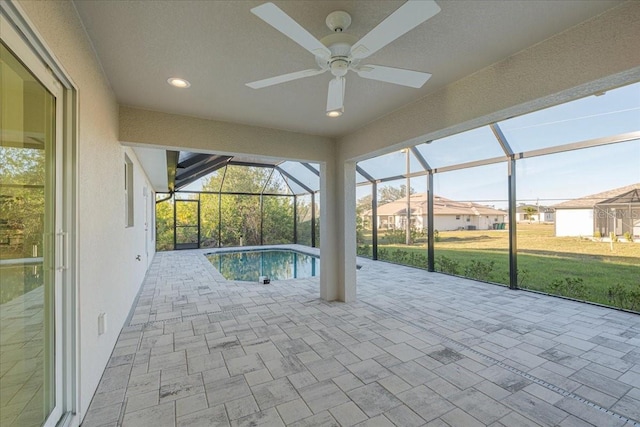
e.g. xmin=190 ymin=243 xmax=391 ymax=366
xmin=206 ymin=249 xmax=319 ymax=281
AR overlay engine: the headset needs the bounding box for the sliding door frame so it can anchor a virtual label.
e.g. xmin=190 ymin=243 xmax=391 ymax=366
xmin=1 ymin=3 xmax=79 ymax=426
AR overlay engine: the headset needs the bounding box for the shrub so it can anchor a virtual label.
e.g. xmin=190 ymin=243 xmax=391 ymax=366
xmin=464 ymin=260 xmax=495 ymax=281
xmin=357 ymin=245 xmax=372 ymax=257
xmin=593 ymin=230 xmax=602 ymax=240
xmin=517 ymin=269 xmax=529 ymax=288
xmin=623 ymin=231 xmax=632 ymax=242
xmin=549 ymin=277 xmax=588 ymax=299
xmin=610 ymin=232 xmax=618 ymax=243
xmin=607 ymin=284 xmax=640 ymax=311
xmin=437 ymin=255 xmax=460 ymax=275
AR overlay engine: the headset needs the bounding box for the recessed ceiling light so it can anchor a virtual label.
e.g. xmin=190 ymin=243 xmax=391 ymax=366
xmin=326 ymin=110 xmax=342 ymax=118
xmin=167 ymin=77 xmax=190 ymax=88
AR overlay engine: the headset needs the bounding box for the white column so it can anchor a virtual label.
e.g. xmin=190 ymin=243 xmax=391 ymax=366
xmin=319 ymin=158 xmax=357 ymax=302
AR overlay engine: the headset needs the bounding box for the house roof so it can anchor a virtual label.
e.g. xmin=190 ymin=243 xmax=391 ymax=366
xmin=368 ymin=193 xmax=505 ymax=217
xmin=553 ymin=183 xmax=640 ymax=209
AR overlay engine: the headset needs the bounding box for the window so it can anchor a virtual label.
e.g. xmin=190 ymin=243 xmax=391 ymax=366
xmin=125 ymin=154 xmax=134 ymax=227
xmin=456 ymin=215 xmax=461 ymax=220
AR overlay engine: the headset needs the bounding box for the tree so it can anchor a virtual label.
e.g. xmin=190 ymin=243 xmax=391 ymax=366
xmin=0 ymin=147 xmax=47 ymax=258
xmin=356 ymin=194 xmax=373 ymax=244
xmin=378 ymin=184 xmax=415 ymax=204
xmin=155 ymin=196 xmax=174 ymax=251
xmin=155 ymin=165 xmax=300 ymax=250
xmin=523 ymin=206 xmax=538 ymax=224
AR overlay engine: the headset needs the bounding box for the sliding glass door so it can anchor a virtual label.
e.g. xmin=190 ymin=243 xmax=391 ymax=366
xmin=1 ymin=34 xmax=63 ymax=427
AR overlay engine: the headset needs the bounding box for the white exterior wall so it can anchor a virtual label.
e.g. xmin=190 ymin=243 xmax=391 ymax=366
xmin=383 ymin=214 xmax=504 ymax=231
xmin=434 ymin=215 xmax=470 ymax=231
xmin=479 ymin=216 xmax=504 ymax=230
xmin=16 ymin=1 xmax=155 ymax=420
xmin=555 ymin=209 xmax=594 ymax=237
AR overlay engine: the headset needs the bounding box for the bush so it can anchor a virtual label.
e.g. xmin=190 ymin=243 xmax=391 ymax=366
xmin=357 ymin=244 xmax=372 ymax=257
xmin=549 ymin=277 xmax=588 ymax=299
xmin=607 ymin=284 xmax=640 ymax=311
xmin=517 ymin=269 xmax=529 ymax=288
xmin=436 ymin=255 xmax=460 ymax=275
xmin=610 ymin=232 xmax=619 ymax=243
xmin=594 ymin=230 xmax=602 ymax=240
xmin=464 ymin=260 xmax=495 ymax=281
xmin=623 ymin=231 xmax=632 ymax=242
xmin=377 ymin=248 xmax=427 ymax=268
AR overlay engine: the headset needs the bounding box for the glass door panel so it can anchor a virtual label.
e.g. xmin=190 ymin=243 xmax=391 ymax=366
xmin=0 ymin=41 xmax=57 ymax=426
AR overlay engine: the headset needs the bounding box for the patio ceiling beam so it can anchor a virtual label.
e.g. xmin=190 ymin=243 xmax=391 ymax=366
xmin=490 ymin=123 xmax=515 ymax=157
xmin=174 ymin=190 xmax=291 ymax=197
xmin=376 ymin=169 xmax=433 ymax=184
xmin=166 ymin=150 xmax=179 ymax=192
xmin=356 ymin=166 xmax=376 ymax=183
xmin=177 ymin=153 xmax=211 ymax=169
xmin=228 ymin=160 xmax=278 ymax=168
xmin=410 ymin=146 xmax=432 ymax=171
xmin=432 ymin=156 xmax=507 ymax=174
xmin=275 ymin=166 xmax=314 ymax=194
xmin=175 ymin=155 xmax=230 ymax=181
xmin=175 ymin=156 xmax=231 ymax=190
xmin=516 ymin=131 xmax=640 ymax=160
xmin=261 ymin=168 xmax=276 ymax=194
xmin=302 ymin=162 xmax=320 ymax=176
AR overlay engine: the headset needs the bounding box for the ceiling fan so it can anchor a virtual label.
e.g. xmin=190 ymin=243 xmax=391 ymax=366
xmin=246 ymin=0 xmax=441 ymax=117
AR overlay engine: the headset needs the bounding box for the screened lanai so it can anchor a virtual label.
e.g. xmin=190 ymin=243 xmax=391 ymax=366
xmin=156 ymin=153 xmax=320 ymax=251
xmin=354 ymin=80 xmax=640 ymax=312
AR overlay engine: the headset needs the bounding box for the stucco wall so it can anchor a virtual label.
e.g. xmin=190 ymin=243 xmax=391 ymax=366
xmin=119 ymin=106 xmax=336 ymax=163
xmin=15 ymin=0 xmax=155 ymax=419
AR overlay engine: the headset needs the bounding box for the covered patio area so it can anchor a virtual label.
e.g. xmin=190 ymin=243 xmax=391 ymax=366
xmin=82 ymin=249 xmax=640 ymax=426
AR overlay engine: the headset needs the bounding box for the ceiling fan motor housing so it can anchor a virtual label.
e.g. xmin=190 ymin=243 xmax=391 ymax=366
xmin=319 ymin=32 xmax=359 ymax=77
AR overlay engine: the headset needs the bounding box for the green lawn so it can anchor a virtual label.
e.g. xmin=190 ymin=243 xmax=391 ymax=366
xmin=360 ymin=224 xmax=640 ymax=310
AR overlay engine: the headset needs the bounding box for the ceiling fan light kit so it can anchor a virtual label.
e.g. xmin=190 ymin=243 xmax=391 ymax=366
xmin=247 ymin=0 xmax=441 ymax=117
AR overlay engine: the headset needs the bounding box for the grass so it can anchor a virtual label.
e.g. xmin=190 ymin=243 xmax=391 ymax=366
xmin=360 ymin=223 xmax=640 ymax=309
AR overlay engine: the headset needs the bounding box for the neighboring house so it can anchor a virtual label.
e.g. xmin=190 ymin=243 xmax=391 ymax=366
xmin=553 ymin=183 xmax=640 ymax=237
xmin=366 ymin=193 xmax=506 ymax=231
xmin=515 ymin=204 xmax=555 ymax=223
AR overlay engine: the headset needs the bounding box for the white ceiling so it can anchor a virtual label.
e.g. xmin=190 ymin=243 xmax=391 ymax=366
xmin=74 ymin=0 xmax=622 ymax=138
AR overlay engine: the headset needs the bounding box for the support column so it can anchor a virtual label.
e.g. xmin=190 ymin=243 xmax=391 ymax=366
xmin=508 ymin=158 xmax=518 ymax=289
xmin=320 ymin=159 xmax=357 ymax=302
xmin=372 ymin=182 xmax=378 ymax=260
xmin=311 ymin=192 xmax=316 ymax=247
xmin=427 ymin=172 xmax=435 ymax=272
xmin=293 ymin=195 xmax=297 ymax=244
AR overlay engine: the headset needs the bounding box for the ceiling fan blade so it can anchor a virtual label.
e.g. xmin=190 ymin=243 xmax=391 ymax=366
xmin=246 ymin=68 xmax=326 ymax=89
xmin=351 ymin=0 xmax=441 ymax=60
xmin=326 ymin=77 xmax=345 ymax=113
xmin=251 ymin=2 xmax=331 ymax=59
xmin=355 ymin=65 xmax=431 ymax=88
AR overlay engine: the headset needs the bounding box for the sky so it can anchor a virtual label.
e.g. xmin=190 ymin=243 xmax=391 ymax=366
xmin=184 ymin=80 xmax=640 ymax=209
xmin=356 ymin=80 xmax=640 ymax=208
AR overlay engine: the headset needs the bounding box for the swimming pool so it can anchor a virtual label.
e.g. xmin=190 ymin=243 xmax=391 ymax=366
xmin=206 ymin=249 xmax=319 ymax=282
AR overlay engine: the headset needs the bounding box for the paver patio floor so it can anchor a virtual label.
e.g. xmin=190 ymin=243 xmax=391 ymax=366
xmin=82 ymin=246 xmax=640 ymax=426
